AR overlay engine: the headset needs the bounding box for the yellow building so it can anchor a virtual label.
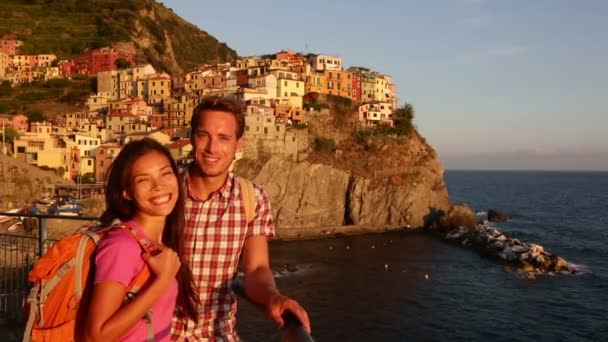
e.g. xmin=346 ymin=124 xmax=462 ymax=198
xmin=13 ymin=132 xmax=73 ymax=179
xmin=146 ymin=73 xmax=172 ymax=104
xmin=360 ymin=72 xmax=376 ymax=102
xmin=68 ymin=133 xmax=101 ymax=157
xmin=96 ymin=64 xmax=156 ymax=100
xmin=244 ymin=113 xmax=285 ymax=141
xmin=106 ymin=112 xmax=146 ymax=140
xmin=35 ymin=54 xmax=56 ymax=67
xmin=80 ymin=156 xmax=95 ymax=176
xmin=164 ymin=95 xmax=192 ymax=128
xmin=184 ymin=70 xmax=204 ymax=94
xmin=272 ymin=70 xmax=304 ymax=109
xmin=0 ymin=51 xmax=11 ymax=79
xmin=373 ymin=74 xmax=391 ymax=102
xmin=86 ymin=95 xmax=109 ymax=111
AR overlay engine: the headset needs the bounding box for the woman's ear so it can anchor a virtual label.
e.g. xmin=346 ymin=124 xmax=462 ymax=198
xmin=122 ymin=189 xmax=132 ymax=201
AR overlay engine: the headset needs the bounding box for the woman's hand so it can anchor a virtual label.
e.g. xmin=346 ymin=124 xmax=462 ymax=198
xmin=143 ymin=246 xmax=181 ymax=283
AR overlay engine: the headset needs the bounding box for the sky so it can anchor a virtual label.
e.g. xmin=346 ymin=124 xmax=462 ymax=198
xmin=163 ymin=0 xmax=607 ymax=170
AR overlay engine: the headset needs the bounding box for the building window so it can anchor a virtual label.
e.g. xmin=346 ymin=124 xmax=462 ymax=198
xmin=264 ymin=127 xmax=268 ymax=134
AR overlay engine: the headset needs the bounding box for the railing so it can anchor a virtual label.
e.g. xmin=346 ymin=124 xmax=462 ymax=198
xmin=0 ymin=213 xmax=98 ymax=323
xmin=0 ymin=212 xmax=314 ymax=341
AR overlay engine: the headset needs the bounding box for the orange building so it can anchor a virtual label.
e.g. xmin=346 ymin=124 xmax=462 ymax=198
xmin=324 ymin=70 xmax=352 ymax=98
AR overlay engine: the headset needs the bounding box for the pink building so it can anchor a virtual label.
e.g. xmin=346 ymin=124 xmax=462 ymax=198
xmin=275 ymin=50 xmax=296 ymax=60
xmin=0 ymin=114 xmax=29 ymax=132
xmin=0 ymin=40 xmax=22 ymax=56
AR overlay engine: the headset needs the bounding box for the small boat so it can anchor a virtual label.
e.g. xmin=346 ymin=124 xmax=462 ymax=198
xmin=7 ymin=221 xmax=23 ymax=231
xmin=48 ymin=201 xmax=86 ymax=216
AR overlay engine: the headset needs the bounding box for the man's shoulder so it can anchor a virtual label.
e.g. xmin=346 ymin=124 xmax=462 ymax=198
xmin=234 ymin=175 xmax=269 ymax=200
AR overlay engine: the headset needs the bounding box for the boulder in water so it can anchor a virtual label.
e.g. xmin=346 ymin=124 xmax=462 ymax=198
xmin=487 ymin=209 xmax=508 ymax=222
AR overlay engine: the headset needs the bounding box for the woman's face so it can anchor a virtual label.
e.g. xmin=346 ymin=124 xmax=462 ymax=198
xmin=125 ymin=150 xmax=179 ymax=219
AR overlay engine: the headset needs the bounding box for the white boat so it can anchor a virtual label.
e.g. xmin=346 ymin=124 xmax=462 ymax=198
xmin=7 ymin=221 xmax=23 ymax=231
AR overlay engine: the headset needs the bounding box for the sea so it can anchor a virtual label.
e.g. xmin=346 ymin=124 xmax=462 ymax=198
xmin=237 ymin=171 xmax=608 ymax=341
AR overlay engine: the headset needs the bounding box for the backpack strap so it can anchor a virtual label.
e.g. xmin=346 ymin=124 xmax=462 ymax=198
xmin=238 ymin=177 xmax=257 ymax=224
xmin=22 ymin=286 xmax=39 ymax=342
xmin=111 ymin=223 xmax=155 ymax=342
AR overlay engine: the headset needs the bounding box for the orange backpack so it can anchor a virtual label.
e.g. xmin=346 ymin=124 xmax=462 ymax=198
xmin=22 ymin=223 xmax=155 ymax=342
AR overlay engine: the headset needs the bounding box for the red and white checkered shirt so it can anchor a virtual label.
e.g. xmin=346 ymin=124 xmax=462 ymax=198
xmin=171 ymin=167 xmax=275 ymax=341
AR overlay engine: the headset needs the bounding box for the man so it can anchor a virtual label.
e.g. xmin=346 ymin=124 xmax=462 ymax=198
xmin=171 ymin=96 xmax=310 ymax=340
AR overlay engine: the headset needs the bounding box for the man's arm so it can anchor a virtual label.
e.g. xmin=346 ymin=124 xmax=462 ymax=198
xmin=241 ymin=235 xmax=311 ymax=333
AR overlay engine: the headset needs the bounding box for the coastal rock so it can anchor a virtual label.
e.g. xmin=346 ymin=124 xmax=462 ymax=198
xmin=438 ymin=204 xmax=476 ymax=231
xmin=441 ymin=223 xmax=575 ymax=275
xmin=487 ymin=209 xmax=508 ymax=222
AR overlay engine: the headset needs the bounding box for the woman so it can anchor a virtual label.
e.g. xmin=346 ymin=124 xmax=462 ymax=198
xmin=84 ymin=138 xmax=199 ymax=341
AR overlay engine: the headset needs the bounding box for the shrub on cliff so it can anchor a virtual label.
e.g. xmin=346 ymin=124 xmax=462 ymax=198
xmin=314 ymin=137 xmax=336 ymax=154
xmin=394 ymin=102 xmax=415 ymax=136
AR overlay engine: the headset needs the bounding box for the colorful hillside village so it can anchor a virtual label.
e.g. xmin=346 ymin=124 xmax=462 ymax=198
xmin=0 ymin=40 xmax=399 ymax=185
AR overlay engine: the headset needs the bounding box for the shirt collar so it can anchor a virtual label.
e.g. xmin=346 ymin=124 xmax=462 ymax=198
xmin=184 ymin=164 xmax=234 ymax=201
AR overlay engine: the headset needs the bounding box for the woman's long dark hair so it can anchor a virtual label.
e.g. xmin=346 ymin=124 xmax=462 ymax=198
xmin=100 ymin=137 xmax=200 ymax=321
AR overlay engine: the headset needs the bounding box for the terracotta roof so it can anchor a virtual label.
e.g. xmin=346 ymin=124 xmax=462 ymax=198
xmin=167 ymin=139 xmax=191 ymax=149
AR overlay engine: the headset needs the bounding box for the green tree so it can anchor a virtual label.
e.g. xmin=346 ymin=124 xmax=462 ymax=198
xmin=57 ymin=166 xmax=66 ymax=178
xmin=81 ymin=173 xmax=96 ymax=184
xmin=27 ymin=110 xmax=45 ymax=122
xmin=0 ymin=127 xmax=20 ymax=143
xmin=314 ymin=137 xmax=336 ymax=154
xmin=0 ymin=81 xmax=13 ymax=97
xmin=393 ymin=102 xmax=415 ymax=136
xmin=114 ymin=58 xmax=132 ymax=69
xmin=0 ymin=102 xmax=9 ymax=113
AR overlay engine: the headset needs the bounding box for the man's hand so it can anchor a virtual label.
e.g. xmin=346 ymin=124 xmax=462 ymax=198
xmin=267 ymin=293 xmax=311 ymax=333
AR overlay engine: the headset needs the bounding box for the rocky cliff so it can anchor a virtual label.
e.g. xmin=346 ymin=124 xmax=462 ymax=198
xmin=0 ymin=153 xmax=68 ymax=209
xmin=235 ymin=127 xmax=451 ymax=236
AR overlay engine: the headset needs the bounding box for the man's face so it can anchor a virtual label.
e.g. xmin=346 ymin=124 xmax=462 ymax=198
xmin=191 ymin=110 xmax=243 ymax=180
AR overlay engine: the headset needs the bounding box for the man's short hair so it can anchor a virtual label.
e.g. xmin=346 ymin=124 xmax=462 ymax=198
xmin=191 ymin=96 xmax=245 ymax=138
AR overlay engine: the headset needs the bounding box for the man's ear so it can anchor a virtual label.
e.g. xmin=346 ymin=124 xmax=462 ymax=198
xmin=122 ymin=189 xmax=132 ymax=201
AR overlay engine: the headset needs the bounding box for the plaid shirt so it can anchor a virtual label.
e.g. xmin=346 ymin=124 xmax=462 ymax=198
xmin=171 ymin=167 xmax=275 ymax=341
